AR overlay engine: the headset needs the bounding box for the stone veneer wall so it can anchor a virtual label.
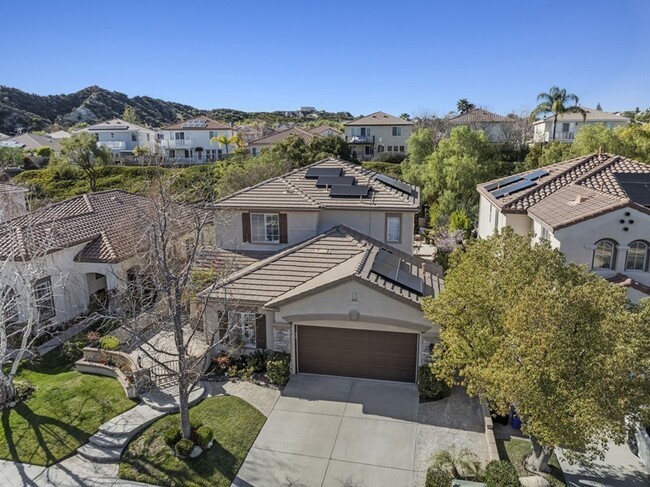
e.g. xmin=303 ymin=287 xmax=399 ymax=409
xmin=273 ymin=324 xmax=291 ymax=353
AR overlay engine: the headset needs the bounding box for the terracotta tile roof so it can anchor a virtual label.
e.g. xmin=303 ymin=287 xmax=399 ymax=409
xmin=308 ymin=125 xmax=342 ymax=135
xmin=0 ymin=133 xmax=61 ymax=151
xmin=449 ymin=108 xmax=512 ymax=124
xmin=214 ymin=157 xmax=420 ymax=211
xmin=345 ymin=111 xmax=414 ymax=126
xmin=162 ymin=115 xmax=231 ymax=131
xmin=0 ymin=190 xmax=203 ymax=263
xmin=478 ymin=153 xmax=650 ymax=229
xmin=534 ymin=107 xmax=629 ymax=124
xmin=85 ymin=118 xmax=153 ymax=133
xmin=202 ymin=226 xmax=443 ymax=307
xmin=249 ymin=127 xmax=317 ymax=146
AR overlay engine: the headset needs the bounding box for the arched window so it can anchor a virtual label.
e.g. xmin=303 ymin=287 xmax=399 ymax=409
xmin=592 ymin=239 xmax=617 ymax=269
xmin=626 ymin=241 xmax=648 ymax=271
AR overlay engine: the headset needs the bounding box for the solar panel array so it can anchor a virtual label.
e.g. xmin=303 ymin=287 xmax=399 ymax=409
xmin=525 ymin=169 xmax=550 ymax=181
xmin=491 ymin=180 xmax=536 ymax=199
xmin=371 ymin=249 xmax=424 ymax=295
xmin=315 ymin=176 xmax=355 ymax=187
xmin=305 ymin=167 xmax=342 ymax=179
xmin=183 ymin=119 xmax=208 ymax=128
xmin=329 ymin=185 xmax=370 ymax=197
xmin=483 ymin=175 xmax=522 ymax=192
xmin=485 ymin=169 xmax=550 ymax=199
xmin=375 ymin=173 xmax=413 ymax=195
xmin=96 ymin=125 xmax=129 ymax=131
xmin=615 ymin=173 xmax=650 ymax=206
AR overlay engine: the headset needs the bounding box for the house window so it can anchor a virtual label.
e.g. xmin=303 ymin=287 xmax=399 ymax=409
xmin=175 ymin=132 xmax=185 ymax=140
xmin=360 ymin=127 xmax=367 ymax=136
xmin=1 ymin=286 xmax=18 ymax=323
xmin=386 ymin=214 xmax=402 ymax=243
xmin=146 ymin=134 xmax=150 ymax=141
xmin=540 ymin=226 xmax=550 ymax=240
xmin=131 ymin=133 xmax=137 ymax=142
xmin=251 ymin=148 xmax=258 ymax=156
xmin=110 ymin=132 xmax=114 ymax=139
xmin=493 ymin=208 xmax=499 ymax=231
xmin=626 ymin=241 xmax=648 ymax=271
xmin=34 ymin=277 xmax=55 ymax=320
xmin=592 ymin=239 xmax=617 ymax=269
xmin=387 ymin=146 xmax=393 ymax=152
xmin=169 ymin=149 xmax=176 ymax=158
xmin=227 ymin=311 xmax=256 ymax=347
xmin=251 ymin=213 xmax=280 ymax=243
xmin=377 ymin=145 xmax=384 ymax=153
xmin=209 ymin=131 xmax=215 ymax=139
xmin=399 ymin=145 xmax=405 ymax=152
xmin=392 ymin=127 xmax=402 ymax=136
xmin=561 ymin=123 xmax=570 ymax=132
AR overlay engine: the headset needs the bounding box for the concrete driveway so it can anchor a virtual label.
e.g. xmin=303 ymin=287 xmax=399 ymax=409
xmin=232 ymin=374 xmax=488 ymax=487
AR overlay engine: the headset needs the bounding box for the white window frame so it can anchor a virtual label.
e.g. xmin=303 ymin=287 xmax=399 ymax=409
xmin=386 ymin=214 xmax=402 ymax=243
xmin=34 ymin=277 xmax=55 ymax=320
xmin=625 ymin=241 xmax=648 ymax=271
xmin=592 ymin=239 xmax=616 ymax=270
xmin=251 ymin=213 xmax=280 ymax=243
xmin=392 ymin=126 xmax=402 ymax=136
xmin=227 ymin=311 xmax=256 ymax=347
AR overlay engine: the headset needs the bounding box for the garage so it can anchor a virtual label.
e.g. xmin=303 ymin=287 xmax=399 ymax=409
xmin=296 ymin=325 xmax=418 ymax=382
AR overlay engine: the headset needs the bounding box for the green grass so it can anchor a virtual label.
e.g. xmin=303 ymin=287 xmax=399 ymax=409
xmin=497 ymin=438 xmax=566 ymax=487
xmin=119 ymin=396 xmax=266 ymax=487
xmin=0 ymin=351 xmax=136 ymax=466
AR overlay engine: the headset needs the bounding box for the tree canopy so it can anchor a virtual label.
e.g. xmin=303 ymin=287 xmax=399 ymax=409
xmin=59 ymin=132 xmax=113 ymax=191
xmin=530 ymin=86 xmax=586 ymax=141
xmin=423 ymin=229 xmax=650 ymax=471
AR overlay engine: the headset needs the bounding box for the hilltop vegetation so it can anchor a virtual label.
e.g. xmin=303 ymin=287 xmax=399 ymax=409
xmin=0 ymin=85 xmax=353 ymax=135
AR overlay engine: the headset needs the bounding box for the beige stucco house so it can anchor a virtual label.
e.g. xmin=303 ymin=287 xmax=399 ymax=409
xmin=448 ymin=108 xmax=515 ymax=143
xmin=248 ymin=127 xmax=318 ymax=156
xmin=477 ymin=153 xmax=650 ymax=302
xmin=344 ymin=112 xmax=414 ymax=160
xmin=200 ymin=158 xmax=443 ymax=383
xmin=532 ymin=108 xmax=629 ymax=143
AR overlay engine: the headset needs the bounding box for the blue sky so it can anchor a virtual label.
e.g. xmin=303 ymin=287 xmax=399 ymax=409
xmin=2 ymin=0 xmax=649 ymax=116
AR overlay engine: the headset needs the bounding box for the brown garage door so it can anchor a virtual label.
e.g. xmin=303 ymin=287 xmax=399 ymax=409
xmin=297 ymin=325 xmax=417 ymax=382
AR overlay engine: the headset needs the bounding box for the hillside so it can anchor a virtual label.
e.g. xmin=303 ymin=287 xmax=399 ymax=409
xmin=0 ymin=85 xmax=353 ymax=135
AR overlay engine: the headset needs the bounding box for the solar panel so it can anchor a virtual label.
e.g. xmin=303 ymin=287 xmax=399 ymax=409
xmin=376 ymin=249 xmax=401 ymax=268
xmin=396 ymin=268 xmax=424 ymax=294
xmin=95 ymin=125 xmax=129 ymax=131
xmin=329 ymin=185 xmax=370 ymax=197
xmin=371 ymin=251 xmax=424 ymax=295
xmin=615 ymin=172 xmax=650 ymax=183
xmin=615 ymin=173 xmax=650 ymax=206
xmin=491 ymin=180 xmax=536 ymax=199
xmin=484 ymin=175 xmax=522 ymax=192
xmin=182 ymin=119 xmax=207 ymax=128
xmin=315 ymin=176 xmax=355 ymax=187
xmin=372 ymin=259 xmax=399 ymax=281
xmin=524 ymin=169 xmax=550 ymax=181
xmin=375 ymin=173 xmax=413 ymax=195
xmin=305 ymin=167 xmax=343 ymax=179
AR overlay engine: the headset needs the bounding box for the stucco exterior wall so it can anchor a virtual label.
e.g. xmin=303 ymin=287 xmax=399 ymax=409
xmin=344 ymin=124 xmax=413 ymax=154
xmin=161 ymin=128 xmax=237 ymax=160
xmin=477 ymin=194 xmax=502 ymax=238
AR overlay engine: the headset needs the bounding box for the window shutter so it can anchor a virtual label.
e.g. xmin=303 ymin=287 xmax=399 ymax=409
xmin=242 ymin=213 xmax=251 ymax=243
xmin=255 ymin=314 xmax=267 ymax=349
xmin=279 ymin=213 xmax=288 ymax=244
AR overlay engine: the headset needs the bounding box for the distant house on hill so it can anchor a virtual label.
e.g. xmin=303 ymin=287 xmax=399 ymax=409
xmin=85 ymin=119 xmax=157 ymax=158
xmin=308 ymin=125 xmax=343 ymax=138
xmin=533 ymin=107 xmax=629 ymax=143
xmin=344 ymin=112 xmax=414 ymax=160
xmin=248 ymin=127 xmax=318 ymax=156
xmin=0 ymin=133 xmax=61 ymax=152
xmin=161 ymin=115 xmax=238 ymax=163
xmin=448 ymin=108 xmax=515 ymax=143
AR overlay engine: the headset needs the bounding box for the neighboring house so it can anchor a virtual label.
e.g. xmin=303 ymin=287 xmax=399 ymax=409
xmin=308 ymin=125 xmax=343 ymax=138
xmin=0 ymin=133 xmax=61 ymax=152
xmin=477 ymin=153 xmax=650 ymax=302
xmin=344 ymin=111 xmax=414 ymax=160
xmin=161 ymin=115 xmax=237 ymax=163
xmin=0 ymin=190 xmax=212 ymax=326
xmin=85 ymin=119 xmax=157 ymax=157
xmin=248 ymin=127 xmax=318 ymax=156
xmin=48 ymin=130 xmax=71 ymax=140
xmin=200 ymin=158 xmax=443 ymax=383
xmin=533 ymin=108 xmax=630 ymax=143
xmin=448 ymin=108 xmax=514 ymax=143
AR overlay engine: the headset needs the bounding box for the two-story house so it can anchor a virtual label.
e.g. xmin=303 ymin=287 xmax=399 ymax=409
xmin=199 ymin=158 xmax=444 ymax=383
xmin=161 ymin=115 xmax=238 ymax=163
xmin=448 ymin=108 xmax=515 ymax=143
xmin=477 ymin=153 xmax=650 ymax=302
xmin=344 ymin=112 xmax=414 ymax=160
xmin=85 ymin=119 xmax=157 ymax=157
xmin=532 ymin=108 xmax=630 ymax=143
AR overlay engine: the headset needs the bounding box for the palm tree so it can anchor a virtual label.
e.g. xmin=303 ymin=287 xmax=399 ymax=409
xmin=530 ymin=86 xmax=586 ymax=141
xmin=431 ymin=445 xmax=481 ymax=479
xmin=131 ymin=146 xmax=150 ymax=164
xmin=210 ymin=134 xmax=243 ymax=158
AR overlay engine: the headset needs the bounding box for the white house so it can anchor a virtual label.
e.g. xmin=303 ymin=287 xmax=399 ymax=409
xmin=344 ymin=112 xmax=414 ymax=160
xmin=161 ymin=115 xmax=238 ymax=163
xmin=477 ymin=153 xmax=650 ymax=302
xmin=85 ymin=119 xmax=157 ymax=157
xmin=448 ymin=108 xmax=514 ymax=143
xmin=532 ymin=108 xmax=630 ymax=143
xmin=199 ymin=158 xmax=443 ymax=383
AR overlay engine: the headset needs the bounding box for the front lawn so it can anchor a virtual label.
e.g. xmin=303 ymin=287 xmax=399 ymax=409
xmin=0 ymin=350 xmax=136 ymax=465
xmin=497 ymin=438 xmax=566 ymax=487
xmin=119 ymin=396 xmax=265 ymax=487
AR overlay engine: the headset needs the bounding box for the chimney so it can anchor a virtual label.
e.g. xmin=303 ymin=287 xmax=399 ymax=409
xmin=598 ymin=145 xmax=602 ymax=157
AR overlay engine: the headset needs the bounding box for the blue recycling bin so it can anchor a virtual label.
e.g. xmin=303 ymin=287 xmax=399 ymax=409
xmin=511 ymin=412 xmax=522 ymax=430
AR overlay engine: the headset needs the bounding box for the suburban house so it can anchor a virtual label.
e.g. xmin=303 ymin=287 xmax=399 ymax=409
xmin=344 ymin=112 xmax=414 ymax=160
xmin=477 ymin=153 xmax=650 ymax=302
xmin=84 ymin=118 xmax=157 ymax=157
xmin=161 ymin=115 xmax=238 ymax=163
xmin=0 ymin=133 xmax=62 ymax=152
xmin=248 ymin=127 xmax=318 ymax=156
xmin=48 ymin=130 xmax=71 ymax=140
xmin=199 ymin=158 xmax=444 ymax=383
xmin=0 ymin=190 xmax=213 ymax=326
xmin=308 ymin=125 xmax=343 ymax=138
xmin=448 ymin=108 xmax=514 ymax=143
xmin=532 ymin=108 xmax=630 ymax=143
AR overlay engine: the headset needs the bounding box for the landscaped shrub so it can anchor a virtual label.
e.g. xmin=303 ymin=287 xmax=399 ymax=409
xmin=227 ymin=365 xmax=240 ymax=379
xmin=418 ymin=364 xmax=451 ymax=400
xmin=164 ymin=427 xmax=182 ymax=449
xmin=265 ymin=352 xmax=291 ymax=386
xmin=62 ymin=338 xmax=85 ymax=362
xmin=213 ymin=354 xmax=231 ymax=371
xmin=99 ymin=335 xmax=121 ymax=351
xmin=425 ymin=467 xmax=453 ymax=487
xmin=196 ymin=426 xmax=214 ymax=449
xmin=246 ymin=349 xmax=270 ymax=373
xmin=175 ymin=438 xmax=195 ymax=458
xmin=13 ymin=378 xmax=34 ymax=401
xmin=483 ymin=460 xmax=521 ymax=487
